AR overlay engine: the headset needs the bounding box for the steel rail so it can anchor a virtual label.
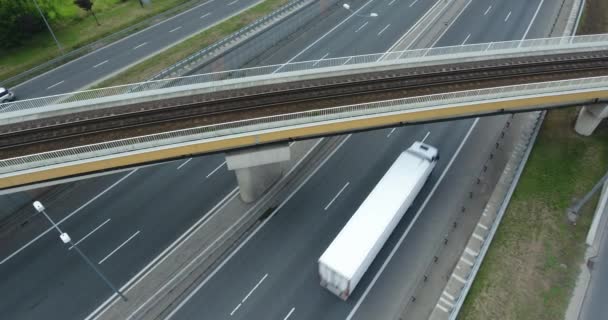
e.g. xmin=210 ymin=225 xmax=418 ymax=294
xmin=1 ymin=51 xmax=608 ymax=156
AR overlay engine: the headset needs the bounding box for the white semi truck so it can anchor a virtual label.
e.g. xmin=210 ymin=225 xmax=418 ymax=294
xmin=318 ymin=141 xmax=439 ymax=300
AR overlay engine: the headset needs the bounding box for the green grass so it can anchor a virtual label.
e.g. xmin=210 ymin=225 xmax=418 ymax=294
xmin=458 ymin=109 xmax=608 ymax=320
xmin=0 ymin=0 xmax=196 ymax=82
xmin=95 ymin=0 xmax=290 ymax=87
xmin=458 ymin=1 xmax=608 ymax=318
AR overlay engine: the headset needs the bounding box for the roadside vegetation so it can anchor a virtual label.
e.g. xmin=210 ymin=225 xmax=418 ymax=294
xmin=95 ymin=0 xmax=290 ymax=87
xmin=0 ymin=0 xmax=197 ymax=82
xmin=459 ymin=1 xmax=608 ymax=319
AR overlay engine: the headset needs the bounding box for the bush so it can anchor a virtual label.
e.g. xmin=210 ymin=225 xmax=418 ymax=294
xmin=0 ymin=0 xmax=45 ymax=48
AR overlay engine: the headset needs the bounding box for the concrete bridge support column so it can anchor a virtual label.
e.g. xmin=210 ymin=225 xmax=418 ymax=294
xmin=575 ymin=104 xmax=608 ymax=136
xmin=226 ymin=144 xmax=291 ymax=203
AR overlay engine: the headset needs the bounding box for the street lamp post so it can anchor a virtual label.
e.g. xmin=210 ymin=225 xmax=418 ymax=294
xmin=32 ymin=201 xmax=127 ymax=301
xmin=32 ymin=0 xmax=64 ymax=54
xmin=342 ymin=3 xmax=378 ymax=17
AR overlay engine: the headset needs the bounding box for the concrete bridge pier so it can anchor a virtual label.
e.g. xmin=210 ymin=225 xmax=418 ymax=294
xmin=575 ymin=104 xmax=608 ymax=136
xmin=226 ymin=143 xmax=291 ymax=203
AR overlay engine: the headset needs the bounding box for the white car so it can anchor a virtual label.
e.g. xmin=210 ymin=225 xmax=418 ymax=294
xmin=0 ymin=87 xmax=15 ymax=103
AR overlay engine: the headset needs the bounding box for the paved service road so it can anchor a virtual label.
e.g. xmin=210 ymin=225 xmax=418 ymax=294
xmin=12 ymin=0 xmax=262 ymax=99
xmin=166 ymin=0 xmax=567 ymax=319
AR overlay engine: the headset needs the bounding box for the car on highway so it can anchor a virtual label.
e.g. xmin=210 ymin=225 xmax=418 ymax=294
xmin=0 ymin=87 xmax=15 ymax=103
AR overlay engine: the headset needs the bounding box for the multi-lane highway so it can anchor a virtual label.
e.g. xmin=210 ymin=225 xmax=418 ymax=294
xmin=12 ymin=0 xmax=262 ymax=99
xmin=0 ymin=155 xmax=237 ymax=319
xmin=165 ymin=0 xmax=566 ymax=319
xmin=0 ymin=0 xmax=569 ymax=319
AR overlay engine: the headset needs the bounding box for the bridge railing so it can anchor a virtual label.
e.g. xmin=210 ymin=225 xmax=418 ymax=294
xmin=1 ymin=75 xmax=607 ymax=176
xmin=1 ymin=34 xmax=608 ymax=116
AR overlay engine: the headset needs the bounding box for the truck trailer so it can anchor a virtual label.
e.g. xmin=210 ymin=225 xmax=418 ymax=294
xmin=318 ymin=141 xmax=439 ymax=300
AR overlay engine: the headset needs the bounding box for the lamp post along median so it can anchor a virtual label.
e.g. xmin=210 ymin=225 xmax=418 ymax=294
xmin=32 ymin=0 xmax=63 ymax=53
xmin=32 ymin=201 xmax=127 ymax=301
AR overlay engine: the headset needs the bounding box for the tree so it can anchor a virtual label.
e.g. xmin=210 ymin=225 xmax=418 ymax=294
xmin=74 ymin=0 xmax=100 ymax=26
xmin=0 ymin=0 xmax=44 ymax=48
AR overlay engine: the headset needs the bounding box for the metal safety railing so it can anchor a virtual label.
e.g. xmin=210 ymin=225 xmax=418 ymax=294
xmin=1 ymin=75 xmax=607 ymax=175
xmin=2 ymin=34 xmax=608 ymax=116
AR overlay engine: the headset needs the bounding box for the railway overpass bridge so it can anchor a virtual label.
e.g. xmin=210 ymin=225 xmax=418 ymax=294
xmin=1 ymin=34 xmax=608 ymax=195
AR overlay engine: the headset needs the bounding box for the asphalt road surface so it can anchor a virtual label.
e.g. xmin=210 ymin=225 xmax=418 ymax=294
xmin=167 ymin=0 xmax=565 ymax=320
xmin=12 ymin=0 xmax=262 ymax=99
xmin=0 ymin=0 xmax=565 ymax=319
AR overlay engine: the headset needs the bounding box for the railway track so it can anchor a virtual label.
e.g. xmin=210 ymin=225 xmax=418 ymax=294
xmin=1 ymin=50 xmax=608 ymax=159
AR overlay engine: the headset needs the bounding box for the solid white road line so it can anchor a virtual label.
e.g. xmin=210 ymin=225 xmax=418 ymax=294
xmin=453 ymin=273 xmax=467 ymax=284
xmin=242 ymin=273 xmax=268 ymax=303
xmin=483 ymin=5 xmax=492 ymax=15
xmin=228 ymin=0 xmax=239 ymax=5
xmin=505 ymin=11 xmax=512 ymax=22
xmin=460 ymin=256 xmax=474 ymax=266
xmin=437 ymin=303 xmax=450 ymax=313
xmin=477 ymin=222 xmax=489 ymax=230
xmin=69 ymin=219 xmax=111 ymax=250
xmin=230 ymin=303 xmax=241 ymax=316
xmin=273 ymin=0 xmax=375 ymax=73
xmin=1 ymin=169 xmax=138 ymax=265
xmin=522 ymin=0 xmax=545 ymax=40
xmin=46 ymin=80 xmax=64 ymax=90
xmin=133 ymin=42 xmax=148 ymax=50
xmin=283 ymin=307 xmax=295 ymax=320
xmin=465 ymin=247 xmax=479 ymax=256
xmin=430 ymin=0 xmax=473 ymax=47
xmin=164 ymin=137 xmax=343 ymax=319
xmin=324 ymin=182 xmax=350 ymax=211
xmin=387 ymin=128 xmax=397 ymax=138
xmin=440 ymin=296 xmax=454 ymax=307
xmin=355 ymin=21 xmax=369 ymax=33
xmin=98 ymin=231 xmax=141 ymax=264
xmin=206 ymin=161 xmax=226 ymax=178
xmin=201 ymin=12 xmax=211 ymax=19
xmin=346 ymin=118 xmax=480 ymax=320
xmin=93 ymin=60 xmax=109 ymax=68
xmin=409 ymin=0 xmax=419 ymax=7
xmin=120 ymin=189 xmax=240 ymax=320
xmin=443 ymin=291 xmax=456 ymax=301
xmin=312 ymin=53 xmax=329 ymax=66
xmin=177 ymin=158 xmax=192 ymax=170
xmin=378 ymin=24 xmax=391 ymax=36
xmin=169 ymin=26 xmax=182 ymax=33
xmin=421 ymin=131 xmax=431 ymax=143
xmin=461 ymin=33 xmax=471 ymax=45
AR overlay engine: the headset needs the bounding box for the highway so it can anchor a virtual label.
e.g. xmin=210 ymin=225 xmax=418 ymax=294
xmin=0 ymin=0 xmax=567 ymax=319
xmin=167 ymin=0 xmax=565 ymax=319
xmin=12 ymin=0 xmax=262 ymax=99
xmin=0 ymin=155 xmax=237 ymax=319
xmin=0 ymin=1 xmax=437 ymax=319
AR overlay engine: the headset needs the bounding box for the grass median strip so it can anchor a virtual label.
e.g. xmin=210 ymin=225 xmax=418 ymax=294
xmin=95 ymin=0 xmax=290 ymax=88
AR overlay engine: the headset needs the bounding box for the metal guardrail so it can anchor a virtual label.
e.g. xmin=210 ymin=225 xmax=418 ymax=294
xmin=1 ymin=0 xmax=219 ymax=88
xmin=1 ymin=75 xmax=607 ymax=175
xmin=1 ymin=33 xmax=608 ymax=116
